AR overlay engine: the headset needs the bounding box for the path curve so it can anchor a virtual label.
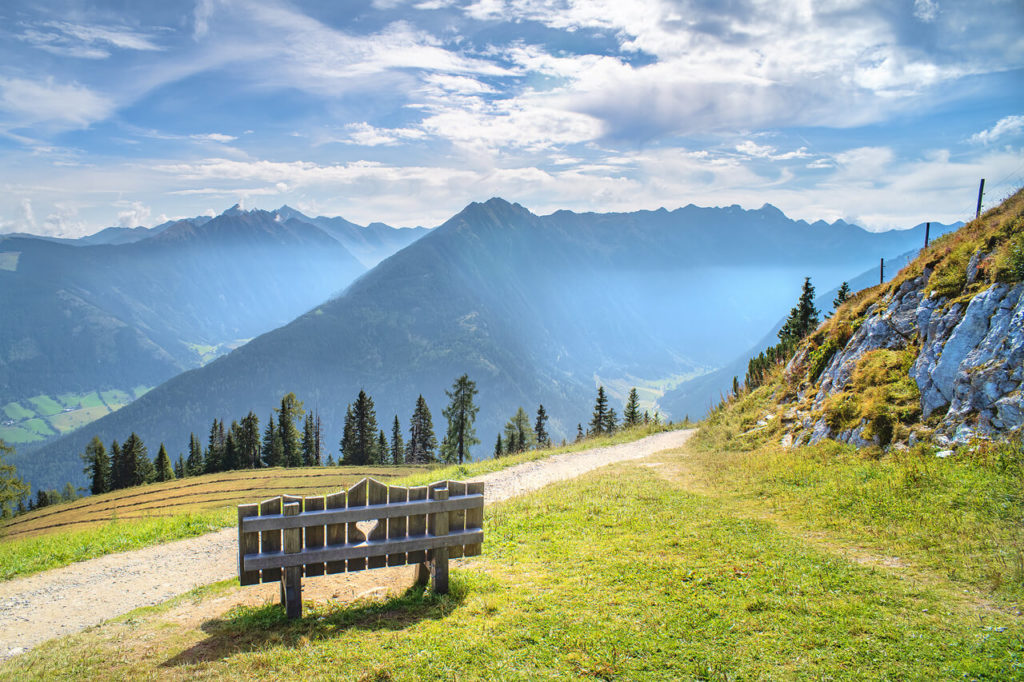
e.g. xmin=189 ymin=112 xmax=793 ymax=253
xmin=0 ymin=429 xmax=694 ymax=658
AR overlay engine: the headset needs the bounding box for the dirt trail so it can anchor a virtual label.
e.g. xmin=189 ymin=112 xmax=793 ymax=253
xmin=0 ymin=429 xmax=694 ymax=659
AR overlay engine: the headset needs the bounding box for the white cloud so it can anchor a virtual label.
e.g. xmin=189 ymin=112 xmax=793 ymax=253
xmin=0 ymin=77 xmax=115 ymax=129
xmin=341 ymin=122 xmax=426 ymax=146
xmin=18 ymin=21 xmax=163 ymax=59
xmin=970 ymin=115 xmax=1024 ymax=145
xmin=190 ymin=133 xmax=238 ymax=143
xmin=913 ymin=0 xmax=939 ymax=22
xmin=117 ymin=201 xmax=152 ymax=227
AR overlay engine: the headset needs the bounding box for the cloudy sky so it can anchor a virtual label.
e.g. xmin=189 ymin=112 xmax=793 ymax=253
xmin=1 ymin=0 xmax=1022 ymax=236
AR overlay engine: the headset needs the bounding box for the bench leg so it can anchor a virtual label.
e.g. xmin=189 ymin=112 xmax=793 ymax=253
xmin=415 ymin=561 xmax=430 ymax=587
xmin=431 ymin=547 xmax=449 ymax=595
xmin=280 ymin=567 xmax=302 ymax=619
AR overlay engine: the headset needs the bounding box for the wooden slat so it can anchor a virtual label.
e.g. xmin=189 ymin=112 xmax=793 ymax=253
xmin=463 ymin=481 xmax=484 ymax=557
xmin=386 ymin=485 xmax=408 ymax=567
xmin=244 ymin=528 xmax=483 ymax=571
xmin=259 ymin=497 xmax=282 ymax=583
xmin=303 ymin=495 xmax=325 ymax=577
xmin=282 ymin=502 xmax=303 ymax=619
xmin=237 ymin=503 xmax=260 ymax=586
xmin=325 ymin=490 xmax=347 ymax=574
xmin=428 ymin=486 xmax=450 ymax=594
xmin=406 ymin=486 xmax=428 ymax=564
xmin=347 ymin=479 xmax=368 ymax=572
xmin=366 ymin=479 xmax=389 ymax=569
xmin=446 ymin=481 xmax=467 ymax=559
xmin=241 ymin=495 xmax=483 ymax=532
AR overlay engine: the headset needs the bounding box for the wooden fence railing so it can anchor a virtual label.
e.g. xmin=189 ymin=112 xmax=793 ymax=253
xmin=237 ymin=478 xmax=484 ymax=618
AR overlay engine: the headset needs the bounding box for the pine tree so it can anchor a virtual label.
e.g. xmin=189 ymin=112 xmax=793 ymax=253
xmin=534 ymin=404 xmax=549 ymax=448
xmin=301 ymin=412 xmax=321 ymax=466
xmin=325 ymin=454 xmax=335 ymax=466
xmin=276 ymin=393 xmax=305 ymax=468
xmin=109 ymin=439 xmax=124 ymax=490
xmin=378 ymin=430 xmax=388 ymax=462
xmin=406 ymin=395 xmax=437 ymax=464
xmin=833 ymin=281 xmax=851 ymax=310
xmin=778 ymin=277 xmax=819 ymax=345
xmin=390 ymin=415 xmax=404 ymax=465
xmin=503 ymin=407 xmax=535 ymax=454
xmin=340 ymin=404 xmax=355 ymax=463
xmin=80 ymin=436 xmax=110 ymax=495
xmin=732 ymin=376 xmax=740 ymax=399
xmin=589 ymin=386 xmax=609 ymax=435
xmin=262 ymin=414 xmax=283 ymax=467
xmin=154 ymin=443 xmax=175 ymax=482
xmin=0 ymin=440 xmax=29 ymax=518
xmin=223 ymin=426 xmax=241 ymax=471
xmin=576 ymin=423 xmax=584 ymax=442
xmin=342 ymin=390 xmax=380 ymax=465
xmin=442 ymin=374 xmax=480 ymax=465
xmin=174 ymin=454 xmax=185 ymax=479
xmin=122 ymin=433 xmax=153 ymax=487
xmin=603 ymin=407 xmax=618 ymax=435
xmin=239 ymin=412 xmax=261 ymax=468
xmin=186 ymin=433 xmax=204 ymax=476
xmin=205 ymin=419 xmax=223 ymax=474
xmin=623 ymin=388 xmax=641 ymax=427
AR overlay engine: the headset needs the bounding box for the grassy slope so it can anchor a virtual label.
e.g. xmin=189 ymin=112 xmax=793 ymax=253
xmin=0 ymin=424 xmax=676 ymax=581
xmin=0 ymin=387 xmax=150 ymax=446
xmin=6 ymin=452 xmax=1020 ymax=680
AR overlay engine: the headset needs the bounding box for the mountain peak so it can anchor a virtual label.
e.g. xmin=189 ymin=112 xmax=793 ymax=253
xmin=222 ymin=203 xmax=247 ymax=217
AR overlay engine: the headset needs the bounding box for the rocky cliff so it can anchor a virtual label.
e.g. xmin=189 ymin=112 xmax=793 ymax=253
xmin=772 ymin=189 xmax=1024 ymax=449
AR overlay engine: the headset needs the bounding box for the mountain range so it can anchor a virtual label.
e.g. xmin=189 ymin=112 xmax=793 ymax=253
xmin=13 ymin=197 xmax=956 ymax=492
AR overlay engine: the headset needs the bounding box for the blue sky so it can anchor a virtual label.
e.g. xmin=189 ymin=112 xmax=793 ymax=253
xmin=1 ymin=0 xmax=1022 ymax=236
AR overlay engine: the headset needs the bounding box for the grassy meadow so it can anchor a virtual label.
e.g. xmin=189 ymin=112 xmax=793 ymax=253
xmin=0 ymin=387 xmax=151 ymax=445
xmin=5 ymin=447 xmax=1020 ymax=680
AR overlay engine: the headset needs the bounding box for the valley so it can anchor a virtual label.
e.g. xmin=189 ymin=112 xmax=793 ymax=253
xmin=0 ymin=388 xmax=150 ymax=446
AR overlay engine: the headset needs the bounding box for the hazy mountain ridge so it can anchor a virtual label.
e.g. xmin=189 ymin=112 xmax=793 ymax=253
xmin=18 ymin=197 xmax=956 ymax=492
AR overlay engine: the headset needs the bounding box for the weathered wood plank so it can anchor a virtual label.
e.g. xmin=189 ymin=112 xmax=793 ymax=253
xmin=244 ymin=528 xmax=484 ymax=571
xmin=463 ymin=481 xmax=484 ymax=557
xmin=366 ymin=479 xmax=388 ymax=569
xmin=237 ymin=503 xmax=260 ymax=586
xmin=386 ymin=485 xmax=408 ymax=567
xmin=281 ymin=502 xmax=303 ymax=619
xmin=241 ymin=495 xmax=483 ymax=532
xmin=259 ymin=496 xmax=282 ymax=583
xmin=406 ymin=486 xmax=428 ymax=565
xmin=428 ymin=486 xmax=450 ymax=594
xmin=303 ymin=495 xmax=325 ymax=577
xmin=347 ymin=479 xmax=368 ymax=572
xmin=325 ymin=490 xmax=347 ymax=574
xmin=446 ymin=481 xmax=467 ymax=559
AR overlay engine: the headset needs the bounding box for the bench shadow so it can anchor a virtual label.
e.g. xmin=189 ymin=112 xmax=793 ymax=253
xmin=161 ymin=581 xmax=466 ymax=667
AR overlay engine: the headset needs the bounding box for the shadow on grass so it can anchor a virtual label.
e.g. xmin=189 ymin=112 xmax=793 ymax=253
xmin=161 ymin=580 xmax=467 ymax=667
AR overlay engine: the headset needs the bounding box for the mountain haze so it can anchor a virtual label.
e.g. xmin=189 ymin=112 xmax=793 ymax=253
xmin=21 ymin=198 xmax=953 ymax=491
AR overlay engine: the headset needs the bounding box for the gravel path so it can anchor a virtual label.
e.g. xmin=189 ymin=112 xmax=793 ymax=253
xmin=0 ymin=428 xmax=694 ymax=659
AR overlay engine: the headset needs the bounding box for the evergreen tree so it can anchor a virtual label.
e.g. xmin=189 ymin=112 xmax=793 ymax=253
xmin=154 ymin=443 xmax=175 ymax=482
xmin=589 ymin=386 xmax=609 ymax=435
xmin=778 ymin=277 xmax=819 ymax=345
xmin=301 ymin=413 xmax=318 ymax=466
xmin=378 ymin=430 xmax=388 ymax=462
xmin=109 ymin=439 xmax=124 ymax=490
xmin=205 ymin=419 xmax=224 ymax=474
xmin=643 ymin=410 xmax=650 ymax=425
xmin=325 ymin=454 xmax=335 ymax=466
xmin=122 ymin=433 xmax=153 ymax=487
xmin=390 ymin=415 xmax=404 ymax=465
xmin=174 ymin=454 xmax=185 ymax=479
xmin=239 ymin=412 xmax=261 ymax=468
xmin=442 ymin=374 xmax=480 ymax=465
xmin=314 ymin=414 xmax=323 ymax=466
xmin=340 ymin=404 xmax=355 ymax=463
xmin=494 ymin=433 xmax=504 ymax=458
xmin=534 ymin=404 xmax=550 ymax=448
xmin=222 ymin=426 xmax=241 ymax=471
xmin=732 ymin=376 xmax=740 ymax=399
xmin=186 ymin=433 xmax=204 ymax=477
xmin=342 ymin=390 xmax=380 ymax=465
xmin=0 ymin=440 xmax=29 ymax=519
xmin=406 ymin=395 xmax=437 ymax=464
xmin=80 ymin=435 xmax=110 ymax=495
xmin=623 ymin=388 xmax=641 ymax=427
xmin=576 ymin=423 xmax=584 ymax=442
xmin=503 ymin=407 xmax=535 ymax=454
xmin=262 ymin=414 xmax=284 ymax=467
xmin=276 ymin=393 xmax=305 ymax=468
xmin=833 ymin=281 xmax=851 ymax=310
xmin=603 ymin=407 xmax=618 ymax=434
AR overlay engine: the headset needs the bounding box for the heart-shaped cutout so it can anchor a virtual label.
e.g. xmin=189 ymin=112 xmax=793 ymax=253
xmin=354 ymin=520 xmax=380 ymax=541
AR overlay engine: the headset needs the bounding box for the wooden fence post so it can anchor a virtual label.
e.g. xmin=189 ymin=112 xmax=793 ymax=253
xmin=259 ymin=497 xmax=282 ymax=583
xmin=408 ymin=486 xmax=429 ymax=586
xmin=464 ymin=481 xmax=484 ymax=557
xmin=428 ymin=486 xmax=449 ymax=594
xmin=325 ymin=491 xmax=347 ymax=574
xmin=237 ymin=503 xmax=260 ymax=586
xmin=281 ymin=501 xmax=302 ymax=619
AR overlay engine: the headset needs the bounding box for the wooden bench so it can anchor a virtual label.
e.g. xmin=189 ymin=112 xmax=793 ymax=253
xmin=237 ymin=478 xmax=484 ymax=618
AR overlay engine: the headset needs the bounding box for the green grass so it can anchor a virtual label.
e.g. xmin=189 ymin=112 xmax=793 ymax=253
xmin=7 ymin=456 xmax=1021 ymax=680
xmin=21 ymin=418 xmax=55 ymax=437
xmin=49 ymin=406 xmax=113 ymax=433
xmin=3 ymin=402 xmax=35 ymax=421
xmin=0 ymin=251 xmax=18 ymax=272
xmin=26 ymin=395 xmax=63 ymax=417
xmin=131 ymin=385 xmax=152 ymax=399
xmin=0 ymin=424 xmax=41 ymax=444
xmin=100 ymin=389 xmax=132 ymax=407
xmin=0 ymin=425 xmax=678 ymax=582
